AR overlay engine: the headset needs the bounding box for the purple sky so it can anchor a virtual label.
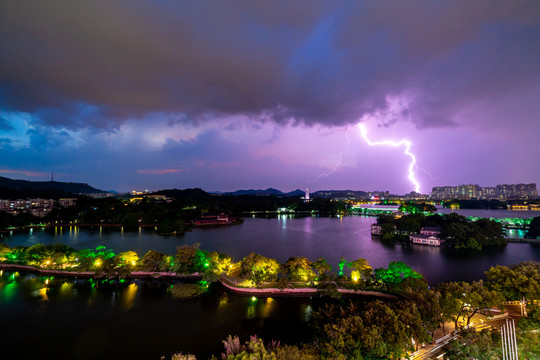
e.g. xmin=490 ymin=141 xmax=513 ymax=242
xmin=1 ymin=1 xmax=539 ymax=194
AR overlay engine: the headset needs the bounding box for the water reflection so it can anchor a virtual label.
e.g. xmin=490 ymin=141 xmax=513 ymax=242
xmin=260 ymin=297 xmax=275 ymax=318
xmin=1 ymin=282 xmax=18 ymax=302
xmin=120 ymin=283 xmax=138 ymax=311
xmin=302 ymin=303 xmax=313 ymax=322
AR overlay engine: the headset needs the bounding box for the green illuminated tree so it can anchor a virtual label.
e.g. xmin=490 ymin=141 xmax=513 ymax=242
xmin=338 ymin=257 xmax=347 ymax=276
xmin=374 ymin=261 xmax=421 ymax=285
xmin=526 ymin=216 xmax=540 ymax=239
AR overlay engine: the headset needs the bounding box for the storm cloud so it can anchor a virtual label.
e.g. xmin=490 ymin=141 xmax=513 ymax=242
xmin=1 ymin=0 xmax=539 ymax=130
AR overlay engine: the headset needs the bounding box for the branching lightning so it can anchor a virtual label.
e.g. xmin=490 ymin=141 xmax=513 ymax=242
xmin=309 ymin=129 xmax=351 ymax=184
xmin=358 ymin=123 xmax=421 ymax=193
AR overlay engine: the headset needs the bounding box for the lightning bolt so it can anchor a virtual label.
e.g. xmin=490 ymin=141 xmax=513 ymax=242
xmin=358 ymin=123 xmax=421 ymax=193
xmin=309 ymin=129 xmax=351 ymax=184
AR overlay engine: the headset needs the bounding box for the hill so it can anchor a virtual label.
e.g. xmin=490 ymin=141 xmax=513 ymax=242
xmin=0 ymin=176 xmax=105 ymax=195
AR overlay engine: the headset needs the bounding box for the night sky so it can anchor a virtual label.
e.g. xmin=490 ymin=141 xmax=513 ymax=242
xmin=1 ymin=1 xmax=539 ymax=194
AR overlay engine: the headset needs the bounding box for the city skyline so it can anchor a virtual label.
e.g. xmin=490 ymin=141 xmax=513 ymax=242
xmin=1 ymin=2 xmax=540 ymax=193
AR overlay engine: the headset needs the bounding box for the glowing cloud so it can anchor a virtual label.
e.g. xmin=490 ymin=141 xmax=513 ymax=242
xmin=136 ymin=168 xmax=189 ymax=175
xmin=358 ymin=123 xmax=420 ymax=193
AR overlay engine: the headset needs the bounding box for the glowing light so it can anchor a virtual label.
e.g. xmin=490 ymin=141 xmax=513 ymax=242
xmin=352 ymin=275 xmax=358 ymax=282
xmin=251 ymin=296 xmax=257 ymax=302
xmin=358 ymin=123 xmax=420 ymax=193
xmin=95 ymin=261 xmax=101 ymax=267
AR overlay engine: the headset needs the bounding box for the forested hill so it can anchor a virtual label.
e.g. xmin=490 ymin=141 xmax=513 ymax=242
xmin=0 ymin=176 xmax=105 ymax=195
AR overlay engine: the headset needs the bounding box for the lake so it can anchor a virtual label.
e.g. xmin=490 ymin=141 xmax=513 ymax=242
xmin=3 ymin=212 xmax=540 ymax=285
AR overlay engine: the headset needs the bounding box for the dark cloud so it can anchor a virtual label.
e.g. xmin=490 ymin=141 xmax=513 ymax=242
xmin=0 ymin=116 xmax=13 ymax=130
xmin=0 ymin=1 xmax=539 ymax=130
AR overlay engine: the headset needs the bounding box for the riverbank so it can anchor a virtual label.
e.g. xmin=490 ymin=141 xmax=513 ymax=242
xmin=219 ymin=277 xmax=398 ymax=299
xmin=0 ymin=263 xmax=202 ymax=280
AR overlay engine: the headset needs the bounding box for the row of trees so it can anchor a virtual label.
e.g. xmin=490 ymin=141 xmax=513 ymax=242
xmin=0 ymin=189 xmax=352 ymax=232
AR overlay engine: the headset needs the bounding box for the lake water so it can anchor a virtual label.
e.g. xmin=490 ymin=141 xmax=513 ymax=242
xmin=2 ymin=211 xmax=540 ymax=359
xmin=3 ymin=213 xmax=540 ymax=285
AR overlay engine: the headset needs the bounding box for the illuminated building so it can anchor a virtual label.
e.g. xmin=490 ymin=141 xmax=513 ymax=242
xmin=304 ymin=188 xmax=310 ymax=203
xmin=430 ymin=183 xmax=537 ymax=200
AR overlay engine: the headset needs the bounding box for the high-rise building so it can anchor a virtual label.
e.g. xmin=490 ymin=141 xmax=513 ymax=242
xmin=431 ymin=183 xmax=537 ymax=200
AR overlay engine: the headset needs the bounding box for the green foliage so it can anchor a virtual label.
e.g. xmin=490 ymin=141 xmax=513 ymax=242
xmin=337 ymin=257 xmax=347 ymax=276
xmin=312 ymin=257 xmax=332 ymax=278
xmin=239 ymin=253 xmax=280 ymax=286
xmin=398 ymin=202 xmax=436 ymax=214
xmin=174 ymin=244 xmax=201 ymax=273
xmin=312 ymin=300 xmax=427 ymax=359
xmin=527 ymin=216 xmax=540 ymax=238
xmin=282 ymin=257 xmax=316 ymax=282
xmin=395 ymin=214 xmax=424 ymax=233
xmin=442 ymin=215 xmax=505 ymax=250
xmin=141 ymin=250 xmax=170 ymax=272
xmin=347 ymin=258 xmax=372 ymax=281
xmin=445 ymin=328 xmax=502 ymax=359
xmin=374 ymin=261 xmax=421 ymax=285
xmin=485 ymin=261 xmax=540 ymax=302
xmin=518 ymin=302 xmax=540 ymax=331
xmin=437 ymin=280 xmax=504 ymax=328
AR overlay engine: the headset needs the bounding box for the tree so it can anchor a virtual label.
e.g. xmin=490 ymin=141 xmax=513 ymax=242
xmin=117 ymin=251 xmax=139 ymax=267
xmin=239 ymin=253 xmax=280 ymax=286
xmin=405 ymin=287 xmax=443 ymax=338
xmin=312 ymin=300 xmax=427 ymax=358
xmin=312 ymin=257 xmax=332 ymax=279
xmin=527 ymin=216 xmax=540 ymax=238
xmin=282 ymin=257 xmax=316 ymax=283
xmin=396 ymin=214 xmax=424 ymax=234
xmin=380 ymin=223 xmax=397 ymax=241
xmin=174 ymin=244 xmax=200 ymax=273
xmin=445 ymin=328 xmax=501 ymax=360
xmin=437 ymin=280 xmax=504 ymax=328
xmin=141 ymin=250 xmax=169 ymax=272
xmin=486 ymin=261 xmax=540 ymax=305
xmin=347 ymin=258 xmax=372 ymax=282
xmin=374 ymin=261 xmax=422 ymax=285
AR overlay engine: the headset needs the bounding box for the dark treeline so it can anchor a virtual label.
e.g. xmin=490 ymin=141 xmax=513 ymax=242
xmin=442 ymin=199 xmax=508 ymax=210
xmin=1 ymin=189 xmax=347 ymax=233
